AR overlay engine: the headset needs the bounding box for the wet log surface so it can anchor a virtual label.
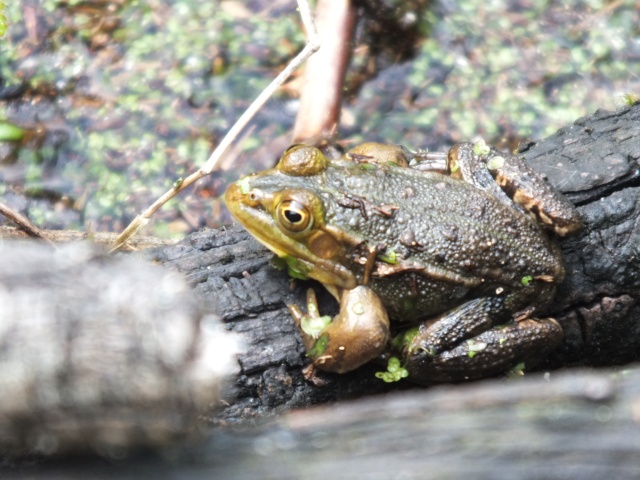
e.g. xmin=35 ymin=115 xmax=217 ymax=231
xmin=2 ymin=104 xmax=640 ymax=476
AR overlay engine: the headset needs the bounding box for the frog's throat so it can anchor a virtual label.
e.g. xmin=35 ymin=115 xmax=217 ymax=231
xmin=246 ymin=220 xmax=356 ymax=290
xmin=226 ymin=185 xmax=357 ymax=290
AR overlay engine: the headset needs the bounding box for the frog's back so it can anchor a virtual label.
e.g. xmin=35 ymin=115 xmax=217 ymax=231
xmin=321 ymin=161 xmax=563 ymax=289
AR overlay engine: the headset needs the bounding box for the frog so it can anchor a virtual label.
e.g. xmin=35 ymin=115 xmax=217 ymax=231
xmin=224 ymin=140 xmax=583 ymax=383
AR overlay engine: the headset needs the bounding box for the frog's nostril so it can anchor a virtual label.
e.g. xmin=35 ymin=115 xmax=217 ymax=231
xmin=248 ymin=189 xmax=262 ymax=203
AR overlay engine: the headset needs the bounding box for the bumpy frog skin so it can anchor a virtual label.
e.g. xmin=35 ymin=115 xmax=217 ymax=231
xmin=225 ymin=142 xmax=583 ymax=383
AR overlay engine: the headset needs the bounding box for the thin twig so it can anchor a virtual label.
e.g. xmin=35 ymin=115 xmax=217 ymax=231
xmin=110 ymin=0 xmax=320 ymax=252
xmin=0 ymin=202 xmax=55 ymax=246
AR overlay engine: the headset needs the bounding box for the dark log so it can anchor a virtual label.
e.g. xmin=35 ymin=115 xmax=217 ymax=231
xmin=147 ymin=103 xmax=640 ymax=421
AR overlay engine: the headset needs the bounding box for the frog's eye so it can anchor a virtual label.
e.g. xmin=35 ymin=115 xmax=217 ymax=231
xmin=277 ymin=200 xmax=312 ymax=233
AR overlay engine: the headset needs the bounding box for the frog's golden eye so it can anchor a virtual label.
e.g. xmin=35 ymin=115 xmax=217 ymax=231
xmin=277 ymin=200 xmax=312 ymax=233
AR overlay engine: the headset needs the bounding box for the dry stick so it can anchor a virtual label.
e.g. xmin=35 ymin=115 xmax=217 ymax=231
xmin=109 ymin=0 xmax=320 ymax=252
xmin=0 ymin=202 xmax=54 ymax=246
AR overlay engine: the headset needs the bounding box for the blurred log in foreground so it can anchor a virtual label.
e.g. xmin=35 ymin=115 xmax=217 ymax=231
xmin=0 ymin=242 xmax=240 ymax=457
xmin=8 ymin=366 xmax=640 ymax=479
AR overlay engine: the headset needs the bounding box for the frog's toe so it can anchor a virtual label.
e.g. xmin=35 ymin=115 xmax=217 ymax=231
xmin=405 ymin=317 xmax=563 ymax=384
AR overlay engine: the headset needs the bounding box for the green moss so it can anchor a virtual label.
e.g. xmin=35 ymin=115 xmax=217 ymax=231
xmin=375 ymin=356 xmax=409 ymax=383
xmin=370 ymin=0 xmax=637 ymax=146
xmin=0 ymin=2 xmax=7 ymax=38
xmin=0 ymin=0 xmax=304 ymax=232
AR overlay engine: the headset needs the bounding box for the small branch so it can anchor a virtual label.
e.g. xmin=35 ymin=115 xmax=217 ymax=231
xmin=0 ymin=226 xmax=175 ymax=250
xmin=293 ymin=0 xmax=356 ymax=143
xmin=109 ymin=0 xmax=320 ymax=252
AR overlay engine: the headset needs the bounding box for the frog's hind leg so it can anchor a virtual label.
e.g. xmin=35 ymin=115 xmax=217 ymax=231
xmin=401 ymin=298 xmax=563 ymax=383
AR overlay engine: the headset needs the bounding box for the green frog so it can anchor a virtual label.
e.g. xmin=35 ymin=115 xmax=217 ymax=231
xmin=225 ymin=141 xmax=583 ymax=383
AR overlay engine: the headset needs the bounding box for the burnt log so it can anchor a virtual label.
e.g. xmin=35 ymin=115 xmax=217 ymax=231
xmin=147 ymin=103 xmax=640 ymax=421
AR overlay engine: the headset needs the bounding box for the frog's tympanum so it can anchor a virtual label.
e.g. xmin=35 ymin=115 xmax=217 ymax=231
xmin=225 ymin=141 xmax=583 ymax=383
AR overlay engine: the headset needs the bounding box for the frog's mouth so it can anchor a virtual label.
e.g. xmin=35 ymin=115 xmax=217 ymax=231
xmin=225 ymin=181 xmax=357 ymax=290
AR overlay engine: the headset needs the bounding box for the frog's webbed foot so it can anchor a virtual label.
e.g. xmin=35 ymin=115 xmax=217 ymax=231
xmin=289 ymin=287 xmax=390 ymax=374
xmin=401 ymin=298 xmax=563 ymax=383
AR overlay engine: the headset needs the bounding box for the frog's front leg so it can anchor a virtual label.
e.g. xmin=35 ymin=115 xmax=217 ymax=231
xmin=400 ymin=298 xmax=563 ymax=383
xmin=289 ymin=286 xmax=390 ymax=374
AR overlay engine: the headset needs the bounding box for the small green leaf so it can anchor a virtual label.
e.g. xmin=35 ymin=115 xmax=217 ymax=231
xmin=301 ymin=315 xmax=331 ymax=339
xmin=466 ymin=339 xmax=487 ymax=358
xmin=379 ymin=248 xmax=397 ymax=264
xmin=375 ymin=371 xmax=393 ymax=382
xmin=508 ymin=362 xmax=526 ymax=377
xmin=307 ymin=334 xmax=329 ymax=357
xmin=283 ymin=256 xmax=312 ymax=280
xmin=360 ymin=163 xmax=377 ymax=171
xmin=0 ymin=122 xmax=25 ymax=142
xmin=391 ymin=326 xmax=419 ymax=351
xmin=473 ymin=139 xmax=490 ymax=156
xmin=521 ymin=275 xmax=533 ymax=286
xmin=287 ymin=266 xmax=310 ymax=280
xmin=375 ymin=356 xmax=409 ymax=383
xmin=173 ymin=177 xmax=184 ymax=190
xmin=486 ymin=155 xmax=505 ymax=171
